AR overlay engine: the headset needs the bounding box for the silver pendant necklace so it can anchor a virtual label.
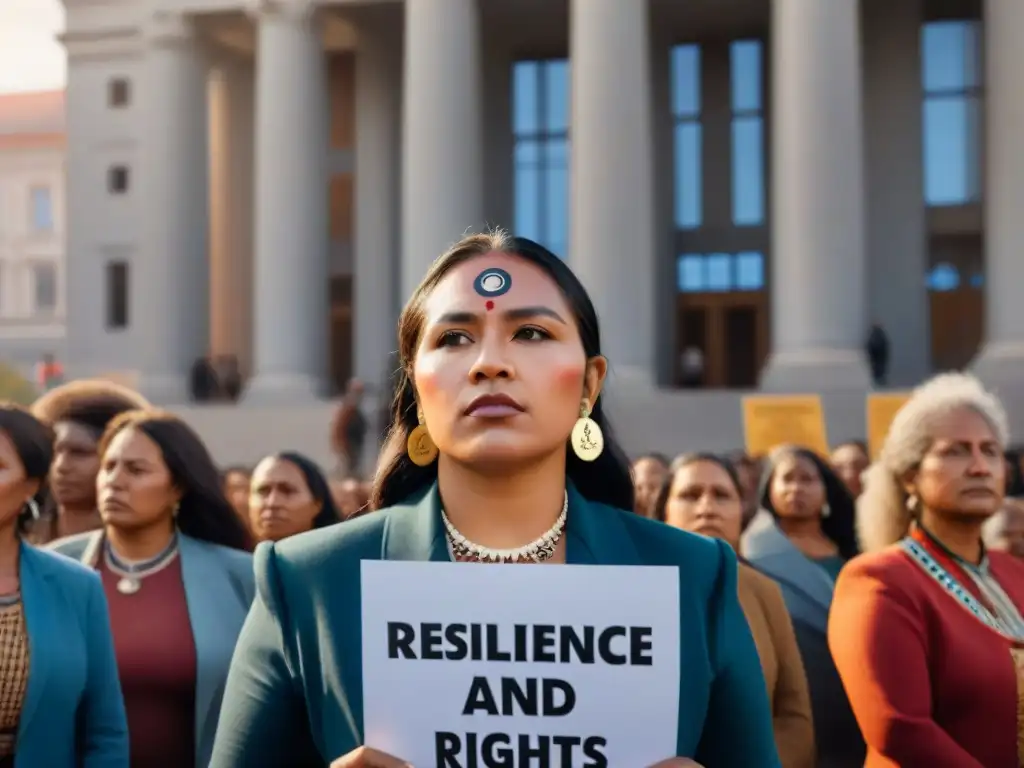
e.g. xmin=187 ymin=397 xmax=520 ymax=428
xmin=442 ymin=492 xmax=568 ymax=563
xmin=104 ymin=534 xmax=180 ymax=595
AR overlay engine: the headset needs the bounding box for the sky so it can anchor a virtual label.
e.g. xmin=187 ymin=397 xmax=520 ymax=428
xmin=0 ymin=0 xmax=65 ymax=94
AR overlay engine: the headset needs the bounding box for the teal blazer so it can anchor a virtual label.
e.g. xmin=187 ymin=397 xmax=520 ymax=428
xmin=15 ymin=542 xmax=128 ymax=767
xmin=210 ymin=484 xmax=780 ymax=767
xmin=48 ymin=531 xmax=254 ymax=768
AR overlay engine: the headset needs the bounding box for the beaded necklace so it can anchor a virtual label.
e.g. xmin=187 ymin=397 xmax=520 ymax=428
xmin=901 ymin=527 xmax=1024 ymax=642
xmin=442 ymin=492 xmax=568 ymax=563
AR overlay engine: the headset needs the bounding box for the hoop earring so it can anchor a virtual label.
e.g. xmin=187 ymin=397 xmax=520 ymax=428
xmin=571 ymin=399 xmax=604 ymax=462
xmin=25 ymin=498 xmax=40 ymax=520
xmin=406 ymin=408 xmax=438 ymax=467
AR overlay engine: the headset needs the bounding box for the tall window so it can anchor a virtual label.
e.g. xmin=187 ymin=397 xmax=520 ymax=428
xmin=671 ymin=45 xmax=702 ymax=229
xmin=32 ymin=263 xmax=57 ymax=315
xmin=108 ymin=165 xmax=130 ymax=194
xmin=513 ymin=59 xmax=569 ymax=258
xmin=106 ymin=261 xmax=129 ymax=329
xmin=731 ymin=40 xmax=764 ymax=226
xmin=677 ymin=252 xmax=765 ymax=292
xmin=108 ymin=78 xmax=131 ymax=108
xmin=922 ymin=20 xmax=982 ymax=206
xmin=30 ymin=186 xmax=53 ymax=232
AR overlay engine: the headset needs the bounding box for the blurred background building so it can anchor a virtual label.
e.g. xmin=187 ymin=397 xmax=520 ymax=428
xmin=49 ymin=0 xmax=1022 ymax=464
xmin=0 ymin=90 xmax=66 ymax=373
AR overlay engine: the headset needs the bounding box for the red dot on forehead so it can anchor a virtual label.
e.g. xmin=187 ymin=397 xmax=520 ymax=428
xmin=485 ymin=300 xmax=495 ymax=311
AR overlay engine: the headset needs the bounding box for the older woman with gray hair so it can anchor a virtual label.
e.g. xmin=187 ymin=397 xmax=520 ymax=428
xmin=828 ymin=373 xmax=1024 ymax=767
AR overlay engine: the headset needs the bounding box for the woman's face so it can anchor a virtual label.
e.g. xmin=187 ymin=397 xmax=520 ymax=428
xmin=0 ymin=430 xmax=36 ymax=530
xmin=769 ymin=453 xmax=826 ymax=520
xmin=831 ymin=444 xmax=869 ymax=498
xmin=988 ymin=501 xmax=1024 ymax=558
xmin=50 ymin=420 xmax=101 ymax=509
xmin=223 ymin=470 xmax=250 ymax=523
xmin=912 ymin=407 xmax=1004 ymax=520
xmin=331 ymin=477 xmax=367 ymax=518
xmin=248 ymin=457 xmax=321 ymax=542
xmin=97 ymin=427 xmax=179 ymax=532
xmin=412 ymin=252 xmax=605 ymax=466
xmin=663 ymin=460 xmax=743 ymax=548
xmin=733 ymin=456 xmax=760 ymax=504
xmin=632 ymin=458 xmax=668 ymax=517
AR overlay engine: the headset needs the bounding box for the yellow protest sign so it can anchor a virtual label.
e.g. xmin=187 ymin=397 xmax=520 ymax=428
xmin=742 ymin=395 xmax=829 ymax=458
xmin=866 ymin=393 xmax=910 ymax=460
xmin=94 ymin=371 xmax=142 ymax=392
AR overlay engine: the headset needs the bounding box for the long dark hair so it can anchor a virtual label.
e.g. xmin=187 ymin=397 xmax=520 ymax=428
xmin=370 ymin=231 xmax=634 ymax=512
xmin=759 ymin=444 xmax=859 ymax=560
xmin=0 ymin=403 xmax=54 ymax=534
xmin=100 ymin=410 xmax=252 ymax=551
xmin=651 ymin=452 xmax=743 ymax=524
xmin=272 ymin=451 xmax=340 ymax=530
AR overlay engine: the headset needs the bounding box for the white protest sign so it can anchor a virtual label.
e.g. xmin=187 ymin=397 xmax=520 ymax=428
xmin=361 ymin=561 xmax=680 ymax=768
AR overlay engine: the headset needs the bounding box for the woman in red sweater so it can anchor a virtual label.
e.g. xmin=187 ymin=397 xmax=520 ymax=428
xmin=829 ymin=372 xmax=1024 ymax=767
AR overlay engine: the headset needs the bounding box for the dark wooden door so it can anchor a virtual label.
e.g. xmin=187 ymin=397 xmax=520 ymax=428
xmin=724 ymin=305 xmax=758 ymax=388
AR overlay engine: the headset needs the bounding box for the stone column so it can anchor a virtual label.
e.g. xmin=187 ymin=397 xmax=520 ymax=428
xmin=760 ymin=0 xmax=871 ymax=391
xmin=863 ymin=0 xmax=928 ymax=388
xmin=401 ymin=0 xmax=483 ymax=300
xmin=354 ymin=15 xmax=401 ymax=391
xmin=138 ymin=10 xmax=209 ymax=402
xmin=569 ymin=0 xmax=656 ymax=386
xmin=208 ymin=60 xmax=255 ymax=375
xmin=973 ymin=0 xmax=1024 ymax=390
xmin=245 ymin=0 xmax=329 ymax=402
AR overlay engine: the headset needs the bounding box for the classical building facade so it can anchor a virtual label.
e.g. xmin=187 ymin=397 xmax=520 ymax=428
xmin=0 ymin=90 xmax=67 ymax=371
xmin=61 ymin=0 xmax=1017 ymax=405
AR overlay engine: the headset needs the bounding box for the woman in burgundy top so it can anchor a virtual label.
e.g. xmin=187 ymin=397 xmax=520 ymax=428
xmin=50 ymin=410 xmax=253 ymax=768
xmin=830 ymin=373 xmax=1024 ymax=766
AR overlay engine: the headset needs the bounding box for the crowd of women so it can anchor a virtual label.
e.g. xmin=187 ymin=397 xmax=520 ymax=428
xmin=0 ymin=230 xmax=1022 ymax=766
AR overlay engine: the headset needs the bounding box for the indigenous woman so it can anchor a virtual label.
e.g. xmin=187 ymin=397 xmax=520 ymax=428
xmin=247 ymin=451 xmax=340 ymax=542
xmin=29 ymin=379 xmax=150 ymax=544
xmin=742 ymin=445 xmax=864 ymax=767
xmin=210 ymin=232 xmax=779 ymax=768
xmin=830 ymin=373 xmax=1024 ymax=766
xmin=50 ymin=410 xmax=253 ymax=768
xmin=654 ymin=453 xmax=815 ymax=767
xmin=220 ymin=466 xmax=251 ymax=530
xmin=829 ymin=441 xmax=869 ymax=499
xmin=0 ymin=403 xmax=127 ymax=767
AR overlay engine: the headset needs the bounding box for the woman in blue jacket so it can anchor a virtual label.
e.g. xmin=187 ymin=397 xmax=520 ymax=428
xmin=210 ymin=232 xmax=780 ymax=768
xmin=0 ymin=403 xmax=127 ymax=767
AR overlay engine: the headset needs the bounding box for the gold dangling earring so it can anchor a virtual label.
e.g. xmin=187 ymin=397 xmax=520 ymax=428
xmin=907 ymin=493 xmax=919 ymax=514
xmin=571 ymin=398 xmax=604 ymax=462
xmin=406 ymin=408 xmax=438 ymax=466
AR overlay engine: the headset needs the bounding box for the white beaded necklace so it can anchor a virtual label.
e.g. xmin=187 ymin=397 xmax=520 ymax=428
xmin=442 ymin=492 xmax=568 ymax=563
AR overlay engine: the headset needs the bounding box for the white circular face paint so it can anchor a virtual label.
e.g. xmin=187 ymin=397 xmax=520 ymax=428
xmin=481 ymin=273 xmax=505 ymax=292
xmin=473 ymin=268 xmax=512 ymax=298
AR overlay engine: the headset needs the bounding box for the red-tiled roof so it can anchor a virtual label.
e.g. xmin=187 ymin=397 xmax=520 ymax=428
xmin=0 ymin=89 xmax=65 ymax=136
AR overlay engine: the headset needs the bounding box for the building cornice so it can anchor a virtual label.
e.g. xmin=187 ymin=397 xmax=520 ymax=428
xmin=59 ymin=27 xmax=145 ymax=60
xmin=244 ymin=0 xmax=320 ymax=22
xmin=145 ymin=10 xmax=197 ymax=46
